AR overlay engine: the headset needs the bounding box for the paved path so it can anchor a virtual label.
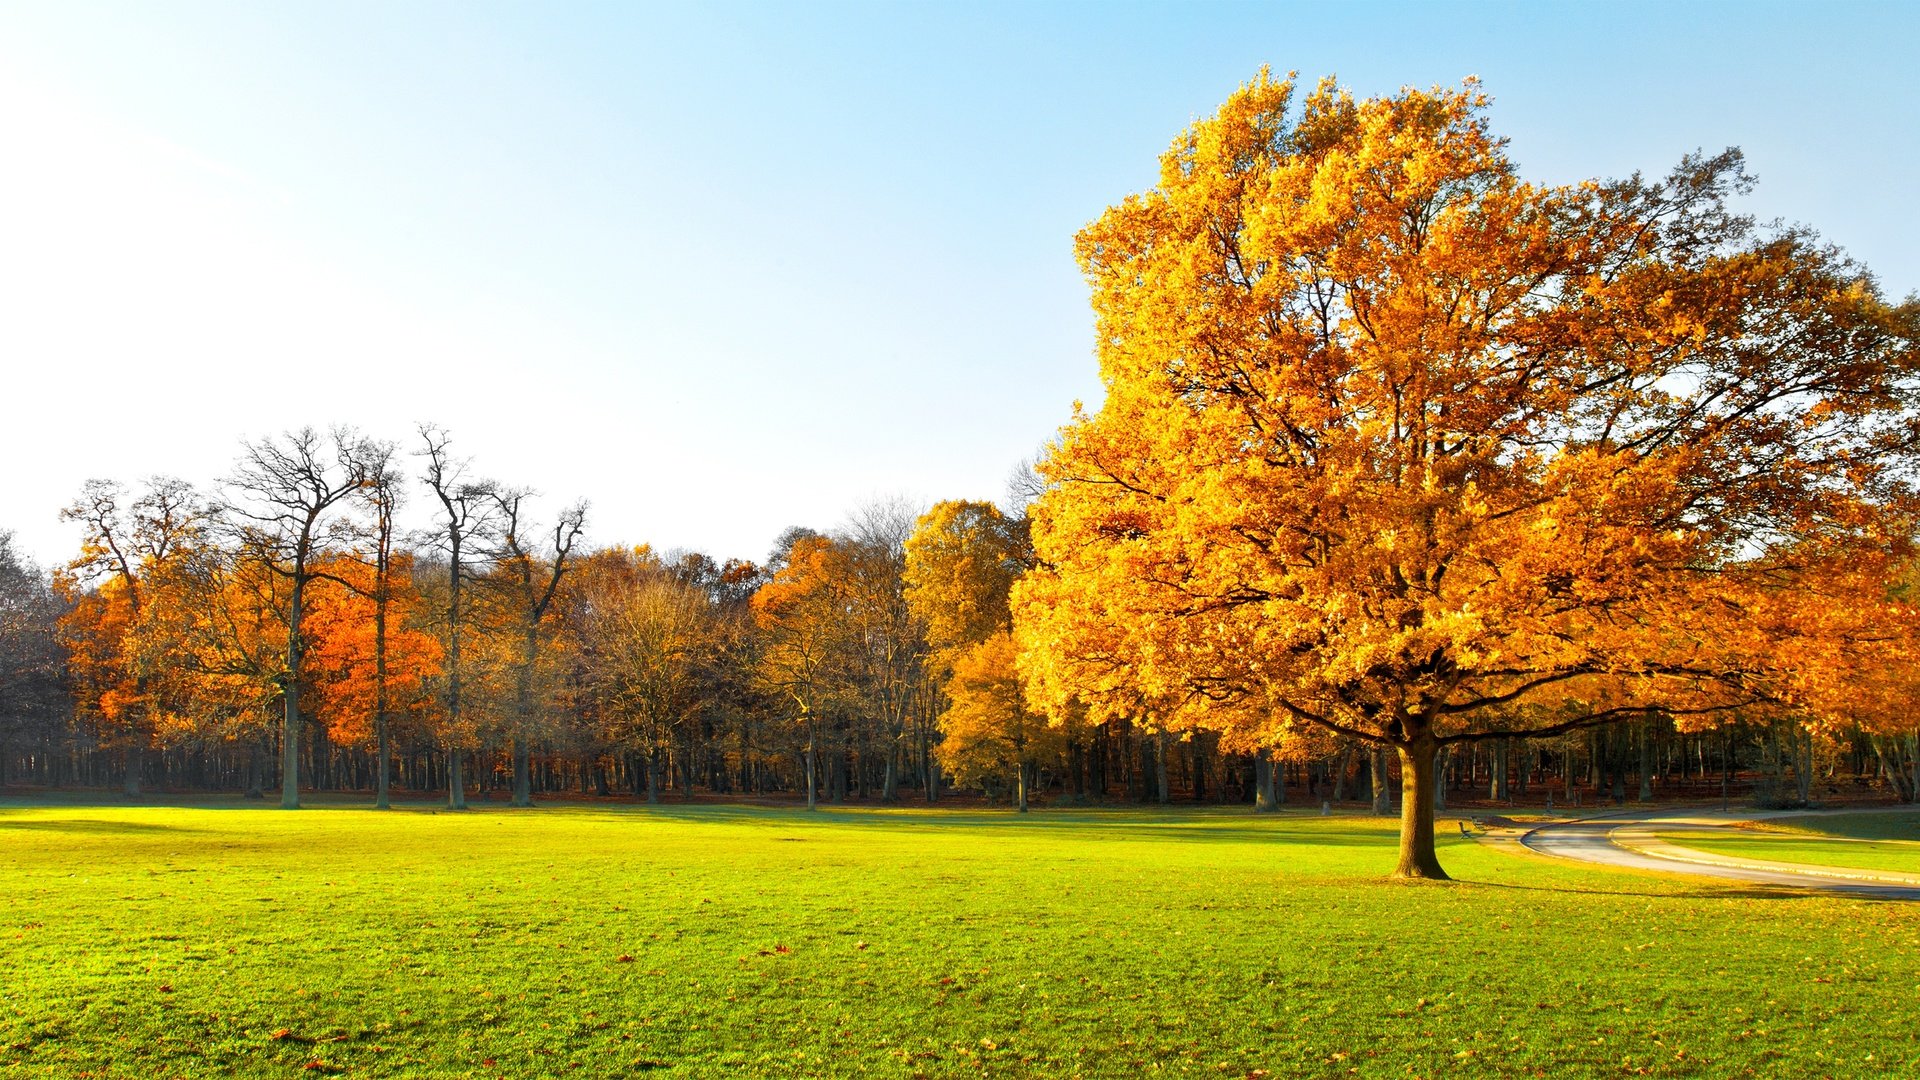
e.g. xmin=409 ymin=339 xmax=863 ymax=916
xmin=1518 ymin=808 xmax=1920 ymax=901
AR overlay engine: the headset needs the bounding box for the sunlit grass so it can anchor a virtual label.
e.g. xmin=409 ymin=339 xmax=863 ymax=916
xmin=1 ymin=798 xmax=1915 ymax=1078
xmin=1658 ymin=811 xmax=1920 ymax=875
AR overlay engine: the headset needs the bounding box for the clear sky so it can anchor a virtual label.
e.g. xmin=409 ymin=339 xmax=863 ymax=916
xmin=2 ymin=1 xmax=1915 ymax=568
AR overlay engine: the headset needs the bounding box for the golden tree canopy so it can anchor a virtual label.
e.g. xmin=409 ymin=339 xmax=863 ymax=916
xmin=1014 ymin=72 xmax=1920 ymax=875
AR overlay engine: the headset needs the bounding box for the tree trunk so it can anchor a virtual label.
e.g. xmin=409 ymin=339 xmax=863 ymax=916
xmin=245 ymin=736 xmax=265 ymax=800
xmin=1489 ymin=738 xmax=1508 ymax=802
xmin=805 ymin=724 xmax=817 ymax=811
xmin=1371 ymin=745 xmax=1393 ymax=816
xmin=375 ymin=715 xmax=391 ymax=810
xmin=1016 ymin=762 xmax=1029 ymax=813
xmin=512 ymin=738 xmax=532 ymax=808
xmin=1394 ymin=734 xmax=1447 ymax=879
xmin=1638 ymin=720 xmax=1655 ymax=802
xmin=1154 ymin=731 xmax=1170 ymax=804
xmin=1191 ymin=736 xmax=1206 ymax=802
xmin=447 ymin=747 xmax=467 ymax=810
xmin=1254 ymin=754 xmax=1275 ymax=813
xmin=280 ymin=584 xmax=305 ymax=810
xmin=123 ymin=737 xmax=144 ymax=798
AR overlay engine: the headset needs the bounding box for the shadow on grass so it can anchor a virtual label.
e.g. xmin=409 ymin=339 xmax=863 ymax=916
xmin=0 ymin=817 xmax=208 ymax=835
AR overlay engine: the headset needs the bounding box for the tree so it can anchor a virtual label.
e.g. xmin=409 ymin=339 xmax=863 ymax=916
xmin=416 ymin=425 xmax=497 ymax=811
xmin=571 ymin=547 xmax=720 ymax=803
xmin=59 ymin=477 xmax=206 ymax=795
xmin=485 ymin=489 xmax=587 ymax=808
xmin=302 ymin=553 xmax=443 ymax=804
xmin=905 ymin=500 xmax=1054 ymax=809
xmin=0 ymin=532 xmax=67 ymax=787
xmin=359 ymin=442 xmax=406 ymax=809
xmin=753 ymin=535 xmax=855 ymax=810
xmin=226 ymin=429 xmax=373 ymax=809
xmin=1014 ymin=72 xmax=1920 ymax=877
xmin=839 ymin=497 xmax=926 ymax=803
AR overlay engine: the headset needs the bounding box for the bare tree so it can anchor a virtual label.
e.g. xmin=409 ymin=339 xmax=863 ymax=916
xmin=486 ymin=488 xmax=587 ymax=808
xmin=841 ymin=496 xmax=924 ymax=803
xmin=225 ymin=428 xmax=372 ymax=809
xmin=416 ymin=425 xmax=497 ymax=811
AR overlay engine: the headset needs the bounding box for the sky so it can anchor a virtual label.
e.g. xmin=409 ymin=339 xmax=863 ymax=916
xmin=2 ymin=1 xmax=1915 ymax=569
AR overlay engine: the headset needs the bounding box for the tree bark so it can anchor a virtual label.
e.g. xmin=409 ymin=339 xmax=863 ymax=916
xmin=512 ymin=737 xmax=532 ymax=808
xmin=1394 ymin=734 xmax=1447 ymax=880
xmin=1154 ymin=731 xmax=1170 ymax=804
xmin=447 ymin=747 xmax=467 ymax=810
xmin=1254 ymin=754 xmax=1275 ymax=813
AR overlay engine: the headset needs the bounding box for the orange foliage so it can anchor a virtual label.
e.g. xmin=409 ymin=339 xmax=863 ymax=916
xmin=302 ymin=554 xmax=444 ymax=748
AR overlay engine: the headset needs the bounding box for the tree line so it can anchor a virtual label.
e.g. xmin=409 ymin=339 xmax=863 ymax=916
xmin=0 ymin=424 xmax=1913 ymax=819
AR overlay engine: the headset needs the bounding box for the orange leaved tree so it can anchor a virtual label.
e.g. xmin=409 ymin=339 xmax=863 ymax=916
xmin=1015 ymin=72 xmax=1920 ymax=878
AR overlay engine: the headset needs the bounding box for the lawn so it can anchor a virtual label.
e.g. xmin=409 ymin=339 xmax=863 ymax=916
xmin=2 ymin=798 xmax=1915 ymax=1079
xmin=1658 ymin=811 xmax=1920 ymax=876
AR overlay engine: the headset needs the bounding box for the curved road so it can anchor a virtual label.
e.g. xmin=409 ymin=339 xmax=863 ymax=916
xmin=1519 ymin=811 xmax=1920 ymax=901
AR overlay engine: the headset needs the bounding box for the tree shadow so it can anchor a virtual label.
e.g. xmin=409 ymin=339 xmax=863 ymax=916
xmin=0 ymin=817 xmax=206 ymax=835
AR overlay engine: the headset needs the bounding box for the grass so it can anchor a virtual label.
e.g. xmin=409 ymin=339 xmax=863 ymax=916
xmin=1 ymin=798 xmax=1916 ymax=1078
xmin=1658 ymin=811 xmax=1920 ymax=875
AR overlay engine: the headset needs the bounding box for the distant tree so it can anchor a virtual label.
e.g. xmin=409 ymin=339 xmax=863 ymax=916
xmin=59 ymin=476 xmax=206 ymax=795
xmin=485 ymin=489 xmax=587 ymax=808
xmin=416 ymin=425 xmax=497 ymax=811
xmin=904 ymin=500 xmax=1055 ymax=809
xmin=225 ymin=429 xmax=373 ymax=809
xmin=753 ymin=535 xmax=855 ymax=810
xmin=1016 ymin=72 xmax=1920 ymax=877
xmin=0 ymin=532 xmax=67 ymax=787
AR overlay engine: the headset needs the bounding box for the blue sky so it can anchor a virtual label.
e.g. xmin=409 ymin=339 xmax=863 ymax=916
xmin=3 ymin=1 xmax=1915 ymax=566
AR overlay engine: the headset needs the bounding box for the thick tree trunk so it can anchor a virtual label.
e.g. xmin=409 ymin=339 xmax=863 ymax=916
xmin=1394 ymin=735 xmax=1447 ymax=880
xmin=447 ymin=747 xmax=467 ymax=810
xmin=512 ymin=738 xmax=532 ymax=808
xmin=1254 ymin=754 xmax=1275 ymax=813
xmin=1016 ymin=762 xmax=1029 ymax=813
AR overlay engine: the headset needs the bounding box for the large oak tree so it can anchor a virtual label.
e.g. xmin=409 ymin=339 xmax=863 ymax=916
xmin=1015 ymin=72 xmax=1920 ymax=877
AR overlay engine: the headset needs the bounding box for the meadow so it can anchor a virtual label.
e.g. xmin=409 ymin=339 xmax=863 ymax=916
xmin=2 ymin=798 xmax=1916 ymax=1079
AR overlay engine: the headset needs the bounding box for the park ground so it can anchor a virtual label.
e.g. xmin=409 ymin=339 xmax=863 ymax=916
xmin=2 ymin=798 xmax=1917 ymax=1078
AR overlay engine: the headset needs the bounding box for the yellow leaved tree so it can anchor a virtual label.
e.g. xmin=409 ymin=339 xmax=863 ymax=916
xmin=1014 ymin=71 xmax=1920 ymax=877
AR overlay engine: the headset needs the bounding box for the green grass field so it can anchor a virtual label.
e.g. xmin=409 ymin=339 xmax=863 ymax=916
xmin=2 ymin=799 xmax=1916 ymax=1078
xmin=1658 ymin=811 xmax=1920 ymax=876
